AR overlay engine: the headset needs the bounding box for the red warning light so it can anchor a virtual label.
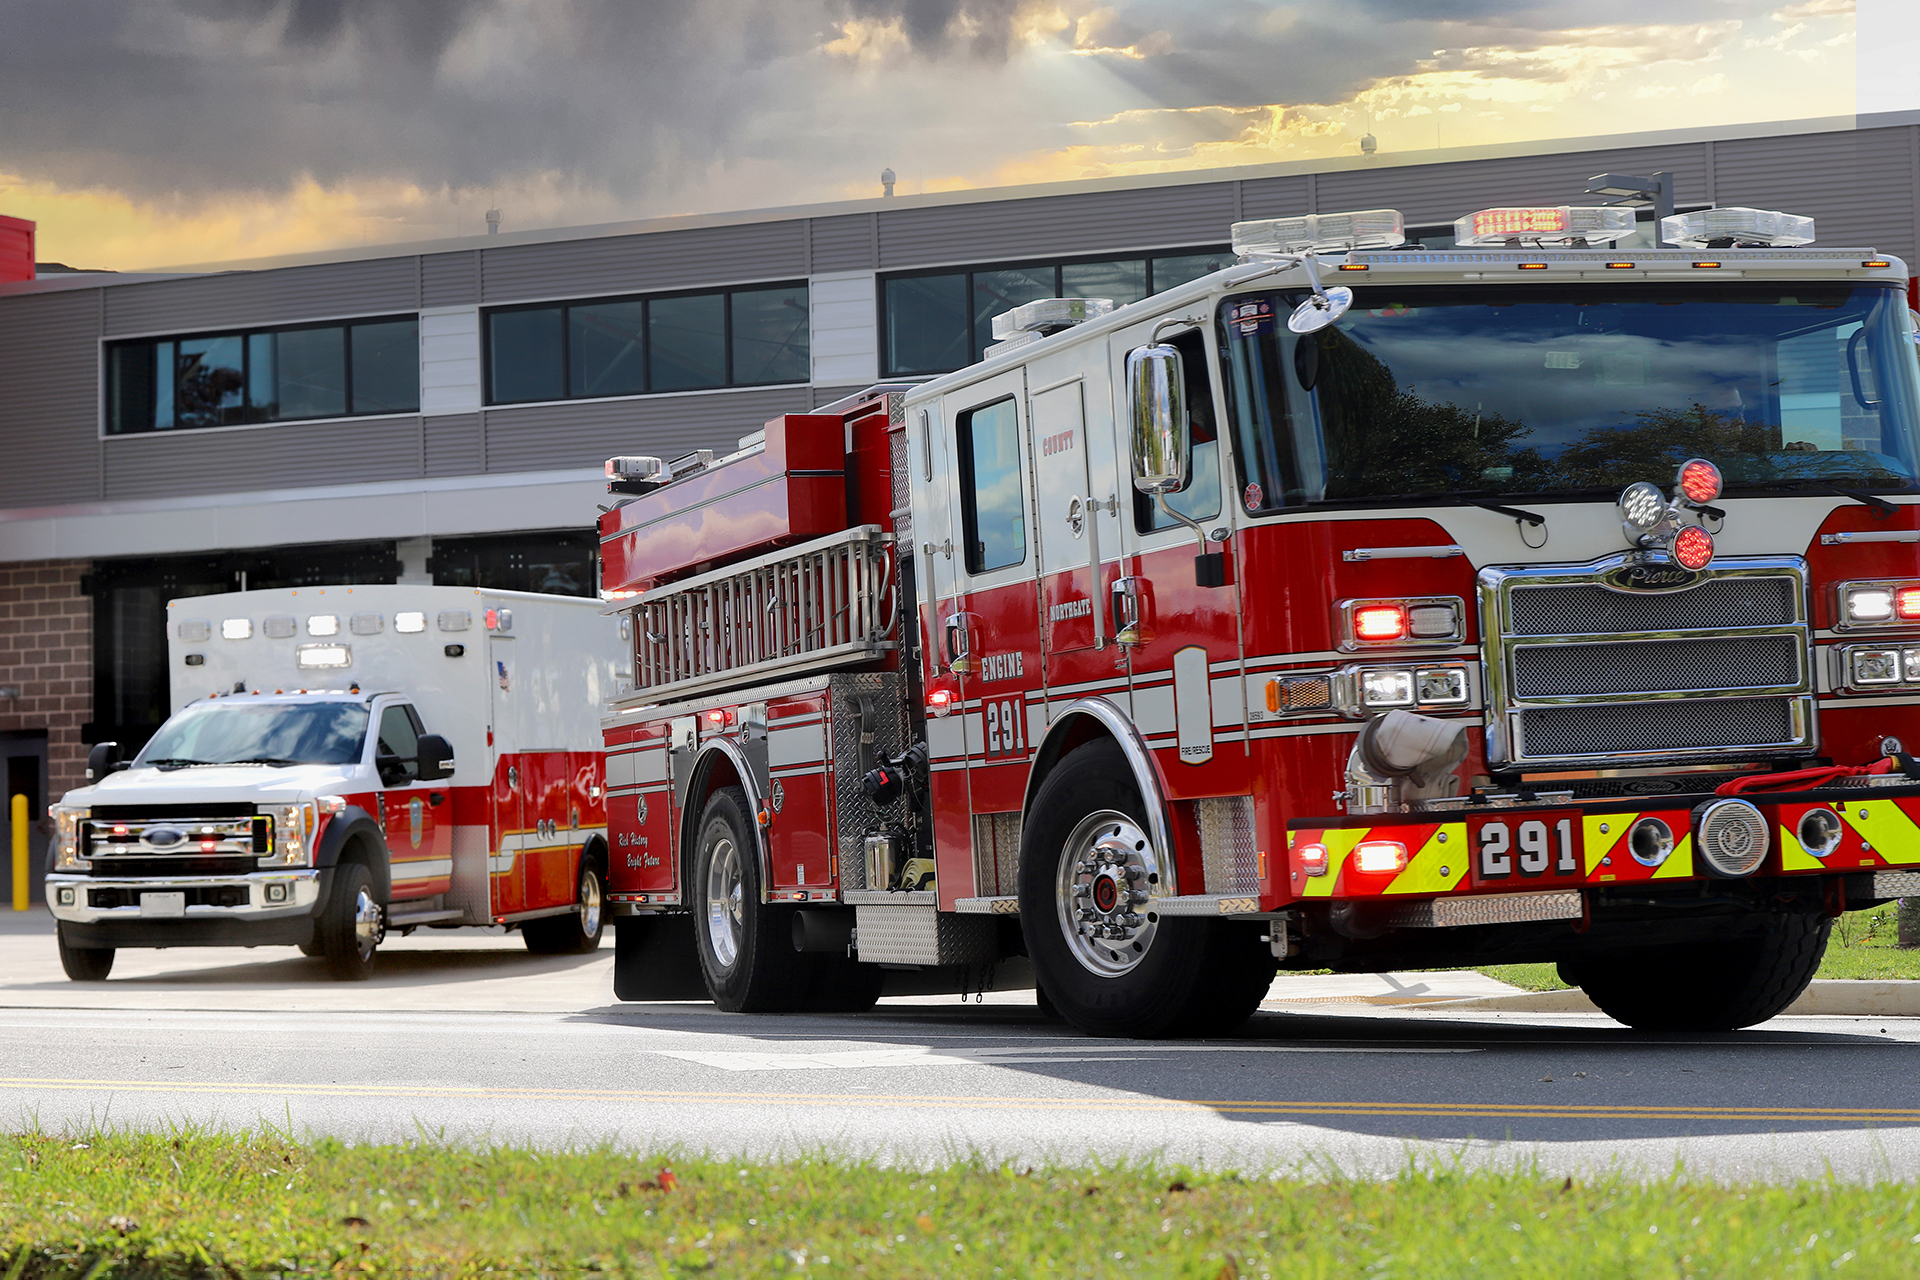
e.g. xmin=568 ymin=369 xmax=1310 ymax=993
xmin=1672 ymin=525 xmax=1715 ymax=571
xmin=1678 ymin=458 xmax=1722 ymax=505
xmin=1354 ymin=605 xmax=1410 ymax=642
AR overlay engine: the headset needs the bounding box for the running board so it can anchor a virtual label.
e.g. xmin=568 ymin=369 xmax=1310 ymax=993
xmin=385 ymin=908 xmax=467 ymax=927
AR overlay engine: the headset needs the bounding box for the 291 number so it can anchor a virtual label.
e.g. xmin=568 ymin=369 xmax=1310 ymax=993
xmin=1478 ymin=818 xmax=1576 ymax=880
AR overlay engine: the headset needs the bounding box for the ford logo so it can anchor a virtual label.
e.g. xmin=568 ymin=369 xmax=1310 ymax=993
xmin=1601 ymin=563 xmax=1701 ymax=593
xmin=144 ymin=827 xmax=186 ymax=848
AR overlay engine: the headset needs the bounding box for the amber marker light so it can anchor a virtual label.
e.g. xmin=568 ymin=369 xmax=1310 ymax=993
xmin=1864 ymin=260 xmax=1891 ymax=269
xmin=1517 ymin=262 xmax=1549 ymax=270
xmin=1692 ymin=261 xmax=1722 ymax=269
xmin=1337 ymin=263 xmax=1370 ymax=271
xmin=1606 ymin=262 xmax=1635 ymax=270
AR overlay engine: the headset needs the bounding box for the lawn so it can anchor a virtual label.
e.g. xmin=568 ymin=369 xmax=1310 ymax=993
xmin=8 ymin=1129 xmax=1920 ymax=1276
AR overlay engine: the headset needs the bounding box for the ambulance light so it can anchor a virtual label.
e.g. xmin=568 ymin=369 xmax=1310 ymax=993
xmin=1453 ymin=206 xmax=1633 ymax=247
xmin=1838 ymin=580 xmax=1920 ymax=629
xmin=296 ymin=644 xmax=351 ymax=669
xmin=989 ymin=297 xmax=1115 ymax=341
xmin=1662 ymin=207 xmax=1814 ymax=249
xmin=1297 ymin=842 xmax=1330 ymax=877
xmin=221 ymin=618 xmax=252 ymax=640
xmin=1232 ymin=209 xmax=1406 ymax=257
xmin=395 ymin=611 xmax=426 ymax=634
xmin=1352 ymin=840 xmax=1409 ymax=875
xmin=307 ymin=614 xmax=339 ymax=637
xmin=1338 ymin=596 xmax=1464 ymax=650
xmin=606 ymin=455 xmax=664 ymax=482
xmin=485 ymin=608 xmax=513 ymax=632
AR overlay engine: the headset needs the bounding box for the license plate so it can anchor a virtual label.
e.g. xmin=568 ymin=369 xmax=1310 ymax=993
xmin=1468 ymin=814 xmax=1583 ymax=887
xmin=139 ymin=891 xmax=186 ymax=918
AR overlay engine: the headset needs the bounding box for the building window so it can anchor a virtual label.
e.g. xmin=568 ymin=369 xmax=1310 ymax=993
xmin=880 ymin=247 xmax=1231 ymax=377
xmin=485 ymin=282 xmax=809 ymax=405
xmin=956 ymin=398 xmax=1027 ymax=574
xmin=105 ymin=317 xmax=419 ymax=434
xmin=427 ymin=531 xmax=597 ymax=598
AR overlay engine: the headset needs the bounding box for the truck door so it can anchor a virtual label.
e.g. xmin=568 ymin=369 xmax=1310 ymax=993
xmin=1029 ymin=375 xmax=1127 ymax=704
xmin=912 ymin=392 xmax=975 ymax=904
xmin=1112 ymin=320 xmax=1247 ymax=789
xmin=375 ymin=702 xmax=450 ymax=902
xmin=488 ymin=635 xmax=525 ymax=915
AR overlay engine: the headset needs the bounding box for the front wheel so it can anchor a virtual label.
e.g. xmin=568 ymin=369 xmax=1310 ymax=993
xmin=1562 ymin=912 xmax=1831 ymax=1031
xmin=1018 ymin=740 xmax=1275 ymax=1039
xmin=317 ymin=862 xmax=383 ymax=981
xmin=523 ymin=859 xmax=606 ymax=955
xmin=56 ymin=925 xmax=114 ymax=982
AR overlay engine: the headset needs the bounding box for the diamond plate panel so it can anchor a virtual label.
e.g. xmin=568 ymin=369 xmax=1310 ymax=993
xmin=1385 ymin=890 xmax=1582 ymax=928
xmin=970 ymin=811 xmax=1022 ymax=897
xmin=1197 ymin=796 xmax=1259 ymax=895
xmin=854 ymin=904 xmax=998 ymax=964
xmin=831 ymin=672 xmax=908 ymax=888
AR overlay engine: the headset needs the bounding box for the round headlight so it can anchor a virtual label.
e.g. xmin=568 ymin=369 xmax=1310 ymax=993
xmin=1695 ymin=798 xmax=1769 ymax=877
xmin=1618 ymin=481 xmax=1667 ymax=532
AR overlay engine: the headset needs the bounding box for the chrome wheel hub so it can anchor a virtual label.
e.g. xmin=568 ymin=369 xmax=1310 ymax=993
xmin=704 ymin=831 xmax=745 ymax=970
xmin=579 ymin=868 xmax=603 ymax=937
xmin=1055 ymin=811 xmax=1166 ymax=977
xmin=352 ymin=887 xmax=384 ymax=960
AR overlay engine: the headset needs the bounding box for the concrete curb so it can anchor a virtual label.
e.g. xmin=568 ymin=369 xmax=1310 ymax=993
xmin=1422 ymin=979 xmax=1920 ymax=1017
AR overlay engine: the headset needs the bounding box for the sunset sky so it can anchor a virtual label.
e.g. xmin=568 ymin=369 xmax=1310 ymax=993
xmin=0 ymin=0 xmax=1909 ymax=271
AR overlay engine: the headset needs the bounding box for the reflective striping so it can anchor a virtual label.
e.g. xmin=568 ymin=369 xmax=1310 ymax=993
xmin=391 ymin=858 xmax=454 ymax=881
xmin=1842 ymin=798 xmax=1920 ymax=861
xmin=1653 ymin=833 xmax=1695 ymax=879
xmin=768 ymin=721 xmax=828 ymax=767
xmin=1582 ymin=813 xmax=1631 ymax=876
xmin=1383 ymin=824 xmax=1469 ymax=895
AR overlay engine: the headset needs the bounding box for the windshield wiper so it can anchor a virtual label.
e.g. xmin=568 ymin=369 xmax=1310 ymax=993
xmin=1348 ymin=491 xmax=1550 ymax=527
xmin=1776 ymin=479 xmax=1902 ymax=519
xmin=223 ymin=757 xmax=301 ymax=767
xmin=144 ymin=757 xmax=213 ymax=770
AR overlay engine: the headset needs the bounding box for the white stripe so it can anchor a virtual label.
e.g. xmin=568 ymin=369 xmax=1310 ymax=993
xmin=391 ymin=857 xmax=454 ymax=881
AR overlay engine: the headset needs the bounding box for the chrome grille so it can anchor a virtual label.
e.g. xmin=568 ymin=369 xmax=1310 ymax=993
xmin=1481 ymin=555 xmax=1815 ymax=768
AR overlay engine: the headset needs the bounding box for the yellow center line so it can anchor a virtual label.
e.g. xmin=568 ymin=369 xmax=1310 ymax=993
xmin=4 ymin=1078 xmax=1920 ymax=1123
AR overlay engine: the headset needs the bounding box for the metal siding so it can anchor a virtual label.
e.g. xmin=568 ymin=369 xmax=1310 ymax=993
xmin=877 ymin=183 xmax=1237 ymax=267
xmin=102 ymin=417 xmax=425 ymax=499
xmin=1239 ymin=175 xmax=1312 ymax=221
xmin=809 ymin=214 xmax=877 ymax=272
xmin=421 ymin=251 xmax=480 ymax=308
xmin=1317 ymin=144 xmax=1710 ymax=226
xmin=1713 ymin=127 xmax=1918 ymax=265
xmin=102 ymin=258 xmax=421 ymax=336
xmin=0 ymin=289 xmax=102 ymax=506
xmin=811 ymin=383 xmax=868 ymax=408
xmin=479 ymin=222 xmax=810 ymax=303
xmin=480 ymin=387 xmax=810 ymax=473
xmin=424 ymin=413 xmax=483 ymax=477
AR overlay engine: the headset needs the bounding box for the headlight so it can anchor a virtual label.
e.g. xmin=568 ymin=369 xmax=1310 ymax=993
xmin=263 ymin=802 xmax=318 ymax=867
xmin=51 ymin=806 xmax=88 ymax=870
xmin=1360 ymin=669 xmax=1415 ymax=708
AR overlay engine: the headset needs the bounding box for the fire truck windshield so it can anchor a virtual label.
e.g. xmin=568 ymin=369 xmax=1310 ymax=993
xmin=136 ymin=702 xmax=370 ymax=769
xmin=1220 ymin=281 xmax=1920 ymax=510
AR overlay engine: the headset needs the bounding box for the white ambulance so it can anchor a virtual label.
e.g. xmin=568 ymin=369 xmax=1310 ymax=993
xmin=45 ymin=584 xmax=622 ymax=980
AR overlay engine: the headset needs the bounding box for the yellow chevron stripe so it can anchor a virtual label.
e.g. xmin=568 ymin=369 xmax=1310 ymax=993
xmin=1841 ymin=798 xmax=1920 ymax=866
xmin=1385 ymin=823 xmax=1469 ymax=895
xmin=1583 ymin=813 xmax=1633 ymax=876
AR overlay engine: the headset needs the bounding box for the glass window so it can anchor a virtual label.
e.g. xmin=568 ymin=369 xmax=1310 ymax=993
xmin=350 ymin=319 xmax=420 ymax=414
xmin=107 ymin=342 xmax=158 ymax=434
xmin=1063 ymin=259 xmax=1147 ymax=306
xmin=376 ymin=704 xmax=422 ymax=781
xmin=973 ymin=267 xmax=1055 ymax=361
xmin=272 ymin=326 xmax=348 ymax=419
xmin=1152 ymin=252 xmax=1233 ymax=293
xmin=569 ymin=300 xmax=647 ymax=398
xmin=489 ymin=307 xmax=564 ymax=403
xmin=957 ymin=398 xmax=1027 ymax=573
xmin=730 ymin=285 xmax=810 ymax=385
xmin=136 ymin=701 xmax=371 ymax=768
xmin=174 ymin=334 xmax=245 ymax=428
xmin=649 ymin=293 xmax=727 ymax=391
xmin=886 ymin=273 xmax=969 ymax=375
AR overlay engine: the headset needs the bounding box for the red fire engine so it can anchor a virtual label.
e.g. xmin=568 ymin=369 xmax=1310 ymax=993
xmin=598 ymin=202 xmax=1920 ymax=1036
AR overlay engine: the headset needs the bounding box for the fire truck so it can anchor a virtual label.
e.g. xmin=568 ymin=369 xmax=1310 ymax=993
xmin=597 ymin=202 xmax=1920 ymax=1036
xmin=46 ymin=585 xmax=621 ymax=980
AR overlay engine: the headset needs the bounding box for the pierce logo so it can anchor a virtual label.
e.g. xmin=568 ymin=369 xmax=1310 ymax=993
xmin=1603 ymin=563 xmax=1701 ymax=592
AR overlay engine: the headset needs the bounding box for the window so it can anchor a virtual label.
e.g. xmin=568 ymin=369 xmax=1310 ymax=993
xmin=105 ymin=317 xmax=419 ymax=434
xmin=957 ymin=398 xmax=1027 ymax=573
xmin=485 ymin=282 xmax=809 ymax=405
xmin=427 ymin=531 xmax=597 ymax=597
xmin=880 ymin=247 xmax=1231 ymax=376
xmin=376 ymin=704 xmax=423 ymax=781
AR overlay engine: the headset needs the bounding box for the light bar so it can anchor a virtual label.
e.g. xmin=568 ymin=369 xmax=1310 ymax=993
xmin=1232 ymin=209 xmax=1406 ymax=257
xmin=989 ymin=297 xmax=1116 ymax=341
xmin=605 ymin=455 xmax=665 ymax=483
xmin=1453 ymin=206 xmax=1634 ymax=247
xmin=1661 ymin=207 xmax=1814 ymax=249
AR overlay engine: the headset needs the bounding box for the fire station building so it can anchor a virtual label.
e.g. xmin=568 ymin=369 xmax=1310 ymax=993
xmin=1 ymin=112 xmax=1918 ymax=844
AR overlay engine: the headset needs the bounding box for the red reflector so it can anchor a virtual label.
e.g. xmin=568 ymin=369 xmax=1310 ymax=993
xmin=1471 ymin=208 xmax=1569 ymax=237
xmin=1678 ymin=458 xmax=1722 ymax=504
xmin=112 ymin=825 xmax=129 ymax=836
xmin=1672 ymin=525 xmax=1715 ymax=571
xmin=1354 ymin=605 xmax=1409 ymax=641
xmin=1896 ymin=588 xmax=1920 ymax=621
xmin=1297 ymin=843 xmax=1330 ymax=877
xmin=1352 ymin=840 xmax=1409 ymax=874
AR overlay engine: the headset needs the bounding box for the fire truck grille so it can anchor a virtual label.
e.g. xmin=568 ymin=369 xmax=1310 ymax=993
xmin=1517 ymin=698 xmax=1799 ymax=759
xmin=1483 ymin=557 xmax=1814 ymax=769
xmin=1511 ymin=635 xmax=1803 ymax=699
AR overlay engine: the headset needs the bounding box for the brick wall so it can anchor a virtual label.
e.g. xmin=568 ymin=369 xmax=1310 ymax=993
xmin=0 ymin=559 xmax=91 ymax=798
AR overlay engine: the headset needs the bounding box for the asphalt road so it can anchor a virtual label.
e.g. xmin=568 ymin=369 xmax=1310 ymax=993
xmin=6 ymin=910 xmax=1920 ymax=1180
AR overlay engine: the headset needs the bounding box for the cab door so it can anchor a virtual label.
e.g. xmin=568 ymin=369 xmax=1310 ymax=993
xmin=375 ymin=701 xmax=450 ymax=902
xmin=1029 ymin=374 xmax=1128 ymax=705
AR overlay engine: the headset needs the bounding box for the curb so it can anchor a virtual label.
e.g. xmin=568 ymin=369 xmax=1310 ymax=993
xmin=1420 ymin=979 xmax=1920 ymax=1017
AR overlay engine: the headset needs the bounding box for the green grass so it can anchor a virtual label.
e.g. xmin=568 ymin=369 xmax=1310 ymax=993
xmin=9 ymin=1130 xmax=1920 ymax=1277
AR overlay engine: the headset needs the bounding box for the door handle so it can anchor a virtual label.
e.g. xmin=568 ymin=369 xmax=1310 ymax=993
xmin=1112 ymin=577 xmax=1146 ymax=645
xmin=945 ymin=612 xmax=977 ymax=673
xmin=429 ymin=792 xmax=445 ymax=807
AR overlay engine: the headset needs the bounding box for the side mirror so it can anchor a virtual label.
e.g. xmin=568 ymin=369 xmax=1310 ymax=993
xmin=415 ymin=734 xmax=456 ymax=782
xmin=86 ymin=741 xmax=126 ymax=782
xmin=1126 ymin=343 xmax=1189 ymax=495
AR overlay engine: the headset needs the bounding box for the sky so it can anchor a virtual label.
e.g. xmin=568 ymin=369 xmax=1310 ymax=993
xmin=0 ymin=0 xmax=1902 ymax=270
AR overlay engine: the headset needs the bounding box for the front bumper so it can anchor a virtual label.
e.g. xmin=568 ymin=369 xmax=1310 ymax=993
xmin=46 ymin=869 xmax=323 ymax=927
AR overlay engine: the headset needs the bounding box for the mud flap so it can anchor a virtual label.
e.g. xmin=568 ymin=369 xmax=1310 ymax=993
xmin=612 ymin=915 xmax=710 ymax=1001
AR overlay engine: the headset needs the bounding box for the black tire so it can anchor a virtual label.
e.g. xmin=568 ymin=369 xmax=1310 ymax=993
xmin=296 ymin=930 xmax=324 ymax=958
xmin=56 ymin=925 xmax=114 ymax=982
xmin=317 ymin=862 xmax=383 ymax=981
xmin=691 ymin=787 xmax=811 ymax=1012
xmin=523 ymin=857 xmax=606 ymax=955
xmin=1017 ymin=740 xmax=1276 ymax=1039
xmin=1564 ymin=912 xmax=1831 ymax=1031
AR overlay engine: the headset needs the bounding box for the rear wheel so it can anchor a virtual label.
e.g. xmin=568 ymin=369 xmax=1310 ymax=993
xmin=691 ymin=787 xmax=811 ymax=1012
xmin=1018 ymin=740 xmax=1275 ymax=1038
xmin=56 ymin=925 xmax=114 ymax=982
xmin=523 ymin=858 xmax=606 ymax=955
xmin=1562 ymin=912 xmax=1830 ymax=1031
xmin=318 ymin=862 xmax=383 ymax=981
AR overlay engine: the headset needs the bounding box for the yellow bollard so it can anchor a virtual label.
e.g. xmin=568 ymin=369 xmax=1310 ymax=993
xmin=10 ymin=794 xmax=26 ymax=911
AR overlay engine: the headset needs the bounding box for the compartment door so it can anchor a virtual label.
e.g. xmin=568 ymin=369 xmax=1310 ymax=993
xmin=487 ymin=635 xmax=525 ymax=915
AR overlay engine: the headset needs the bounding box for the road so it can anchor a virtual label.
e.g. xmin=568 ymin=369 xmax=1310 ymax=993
xmin=5 ymin=910 xmax=1919 ymax=1180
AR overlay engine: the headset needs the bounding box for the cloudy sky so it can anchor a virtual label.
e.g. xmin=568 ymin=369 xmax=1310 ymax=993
xmin=0 ymin=0 xmax=1892 ymax=269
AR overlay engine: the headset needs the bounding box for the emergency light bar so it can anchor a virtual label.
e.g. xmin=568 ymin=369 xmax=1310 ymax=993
xmin=1660 ymin=206 xmax=1815 ymax=249
xmin=1452 ymin=206 xmax=1635 ymax=247
xmin=606 ymin=455 xmax=667 ymax=496
xmin=1231 ymin=209 xmax=1406 ymax=257
xmin=989 ymin=297 xmax=1115 ymax=341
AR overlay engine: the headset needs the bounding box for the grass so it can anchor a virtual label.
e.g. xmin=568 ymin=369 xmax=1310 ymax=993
xmin=9 ymin=1129 xmax=1920 ymax=1277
